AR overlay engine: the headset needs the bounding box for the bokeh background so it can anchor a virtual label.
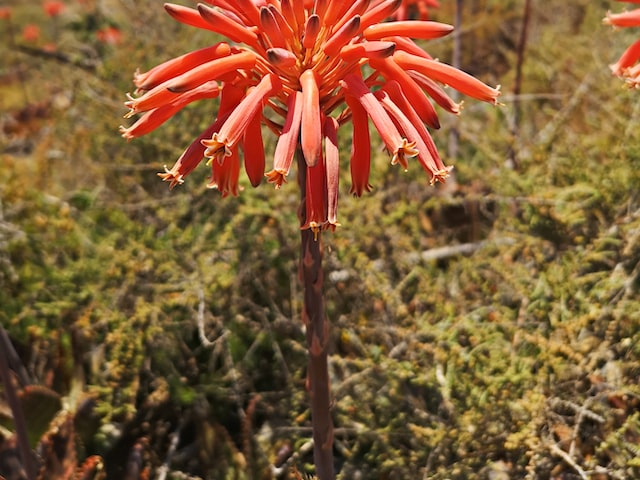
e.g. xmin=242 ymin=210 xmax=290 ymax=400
xmin=1 ymin=0 xmax=639 ymax=478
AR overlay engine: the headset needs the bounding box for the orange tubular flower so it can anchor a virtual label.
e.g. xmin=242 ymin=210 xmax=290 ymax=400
xmin=22 ymin=24 xmax=41 ymax=43
xmin=300 ymin=69 xmax=322 ymax=167
xmin=267 ymin=91 xmax=304 ymax=188
xmin=606 ymin=1 xmax=640 ymax=86
xmin=345 ymin=94 xmax=372 ymax=196
xmin=122 ymin=0 xmax=500 ymax=230
xmin=323 ymin=116 xmax=340 ymax=229
xmin=96 ymin=26 xmax=123 ymax=45
xmin=43 ymin=1 xmax=65 ymax=17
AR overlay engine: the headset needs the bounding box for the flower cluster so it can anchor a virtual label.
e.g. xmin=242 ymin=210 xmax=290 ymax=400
xmin=122 ymin=0 xmax=500 ymax=232
xmin=605 ymin=0 xmax=640 ymax=86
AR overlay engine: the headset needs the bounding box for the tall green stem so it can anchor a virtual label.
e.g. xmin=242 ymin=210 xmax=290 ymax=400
xmin=296 ymin=150 xmax=334 ymax=480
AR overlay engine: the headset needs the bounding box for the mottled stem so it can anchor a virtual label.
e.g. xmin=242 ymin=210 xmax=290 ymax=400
xmin=296 ymin=149 xmax=335 ymax=480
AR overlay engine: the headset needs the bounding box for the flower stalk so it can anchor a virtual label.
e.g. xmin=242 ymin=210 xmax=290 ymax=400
xmin=297 ymin=149 xmax=334 ymax=479
xmin=121 ymin=1 xmax=501 ymax=477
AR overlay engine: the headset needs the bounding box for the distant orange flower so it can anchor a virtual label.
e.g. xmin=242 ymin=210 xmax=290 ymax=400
xmin=0 ymin=6 xmax=11 ymax=20
xmin=43 ymin=0 xmax=65 ymax=17
xmin=96 ymin=26 xmax=122 ymax=45
xmin=22 ymin=24 xmax=40 ymax=42
xmin=605 ymin=0 xmax=640 ymax=86
xmin=393 ymin=0 xmax=440 ymax=21
xmin=122 ymin=0 xmax=500 ymax=231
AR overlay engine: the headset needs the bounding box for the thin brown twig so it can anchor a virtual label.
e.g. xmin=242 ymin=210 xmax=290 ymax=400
xmin=155 ymin=415 xmax=188 ymax=480
xmin=195 ymin=286 xmax=228 ymax=350
xmin=240 ymin=292 xmax=293 ymax=382
xmin=508 ymin=0 xmax=533 ymax=170
xmin=270 ymin=440 xmax=314 ymax=478
xmin=419 ymin=237 xmax=516 ymax=262
xmin=447 ymin=0 xmax=462 ymax=162
xmin=15 ymin=44 xmax=98 ymax=72
xmin=548 ymin=443 xmax=588 ymax=480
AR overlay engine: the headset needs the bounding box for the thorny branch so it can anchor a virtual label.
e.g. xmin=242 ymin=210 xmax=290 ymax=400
xmin=546 ymin=396 xmax=607 ymax=480
xmin=548 ymin=443 xmax=588 ymax=480
xmin=195 ymin=286 xmax=228 ymax=350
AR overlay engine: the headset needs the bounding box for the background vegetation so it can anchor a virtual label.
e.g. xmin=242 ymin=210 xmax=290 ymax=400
xmin=1 ymin=0 xmax=639 ymax=478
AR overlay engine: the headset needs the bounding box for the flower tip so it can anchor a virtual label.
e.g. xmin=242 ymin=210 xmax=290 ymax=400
xmin=163 ymin=3 xmax=179 ymax=14
xmin=202 ymin=133 xmax=230 ymax=163
xmin=430 ymin=166 xmax=454 ymax=185
xmin=267 ymin=48 xmax=297 ymax=68
xmin=392 ymin=139 xmax=419 ymax=166
xmin=302 ymin=223 xmax=324 ymax=240
xmin=206 ymin=180 xmax=243 ymax=197
xmin=449 ymin=99 xmax=463 ymax=115
xmin=493 ymin=84 xmax=503 ymax=105
xmin=350 ymin=180 xmax=373 ymax=197
xmin=265 ymin=169 xmax=288 ymax=189
xmin=167 ymin=85 xmax=186 ymax=94
xmin=158 ymin=166 xmax=185 ymax=189
xmin=610 ymin=63 xmax=624 ymax=77
xmin=327 ymin=221 xmax=340 ymax=232
xmin=405 ymin=141 xmax=418 ymax=156
xmin=123 ymin=93 xmax=138 ymax=117
xmin=119 ymin=125 xmax=133 ymax=140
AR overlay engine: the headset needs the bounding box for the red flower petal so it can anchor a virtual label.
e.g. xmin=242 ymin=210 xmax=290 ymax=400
xmin=198 ymin=4 xmax=259 ymax=46
xmin=323 ymin=15 xmax=361 ymax=58
xmin=158 ymin=84 xmax=244 ymax=188
xmin=134 ymin=43 xmax=230 ymax=91
xmin=300 ymin=69 xmax=322 ymax=167
xmin=303 ymin=151 xmax=328 ymax=234
xmin=323 ymin=116 xmax=340 ymax=228
xmin=394 ymin=50 xmax=501 ymax=104
xmin=370 ymin=56 xmax=441 ymax=129
xmin=341 ymin=73 xmax=417 ymax=167
xmin=243 ymin=109 xmax=266 ymax=187
xmin=167 ymin=51 xmax=257 ymax=93
xmin=267 ymin=91 xmax=304 ymax=188
xmin=203 ymin=73 xmax=280 ymax=163
xmin=363 ymin=21 xmax=453 ymax=41
xmin=344 ymin=94 xmax=372 ymax=197
xmin=121 ymin=81 xmax=220 ymax=139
